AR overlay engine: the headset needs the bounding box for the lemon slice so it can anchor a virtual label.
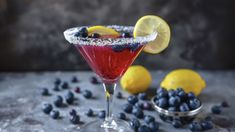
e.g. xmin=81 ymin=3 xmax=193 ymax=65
xmin=87 ymin=26 xmax=119 ymax=36
xmin=134 ymin=15 xmax=171 ymax=54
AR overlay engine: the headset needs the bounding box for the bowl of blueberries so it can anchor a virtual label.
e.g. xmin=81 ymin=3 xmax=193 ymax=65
xmin=151 ymin=88 xmax=202 ymax=125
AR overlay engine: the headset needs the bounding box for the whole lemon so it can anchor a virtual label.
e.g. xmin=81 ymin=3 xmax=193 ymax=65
xmin=160 ymin=69 xmax=206 ymax=96
xmin=120 ymin=65 xmax=152 ymax=94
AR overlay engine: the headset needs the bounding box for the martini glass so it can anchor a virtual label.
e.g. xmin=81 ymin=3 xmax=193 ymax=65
xmin=64 ymin=25 xmax=157 ymax=132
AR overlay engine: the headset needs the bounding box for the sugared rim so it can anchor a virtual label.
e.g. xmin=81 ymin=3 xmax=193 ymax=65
xmin=63 ymin=25 xmax=158 ymax=46
xmin=151 ymin=96 xmax=203 ymax=117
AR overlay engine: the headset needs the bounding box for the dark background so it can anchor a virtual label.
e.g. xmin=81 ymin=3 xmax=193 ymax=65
xmin=0 ymin=0 xmax=235 ymax=71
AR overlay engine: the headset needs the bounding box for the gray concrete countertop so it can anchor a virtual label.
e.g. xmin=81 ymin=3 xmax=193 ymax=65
xmin=0 ymin=71 xmax=234 ymax=132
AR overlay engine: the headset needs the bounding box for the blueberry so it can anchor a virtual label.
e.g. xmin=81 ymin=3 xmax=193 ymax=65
xmin=157 ymin=88 xmax=168 ymax=98
xmin=85 ymin=108 xmax=93 ymax=117
xmin=69 ymin=109 xmax=77 ymax=116
xmin=70 ymin=115 xmax=80 ymax=124
xmin=118 ymin=113 xmax=126 ymax=120
xmin=50 ymin=110 xmax=60 ymax=119
xmin=65 ymin=91 xmax=74 ymax=104
xmin=41 ymin=88 xmax=49 ymax=96
xmin=168 ymin=90 xmax=176 ymax=97
xmin=187 ymin=92 xmax=196 ymax=99
xmin=178 ymin=91 xmax=187 ymax=100
xmin=74 ymin=32 xmax=81 ymax=37
xmin=67 ymin=91 xmax=74 ymax=98
xmin=189 ymin=98 xmax=201 ymax=110
xmin=135 ymin=102 xmax=144 ymax=109
xmin=138 ymin=93 xmax=147 ymax=100
xmin=129 ymin=118 xmax=140 ymax=131
xmin=144 ymin=115 xmax=155 ymax=124
xmin=116 ymin=92 xmax=123 ymax=99
xmin=201 ymin=121 xmax=213 ymax=130
xmin=111 ymin=45 xmax=126 ymax=52
xmin=128 ymin=95 xmax=138 ymax=105
xmin=138 ymin=125 xmax=151 ymax=132
xmin=168 ymin=107 xmax=177 ymax=112
xmin=189 ymin=122 xmax=202 ymax=132
xmin=90 ymin=33 xmax=100 ymax=38
xmin=179 ymin=103 xmax=190 ymax=112
xmin=211 ymin=105 xmax=221 ymax=114
xmin=98 ymin=110 xmax=105 ymax=119
xmin=169 ymin=96 xmax=181 ymax=107
xmin=83 ymin=90 xmax=92 ymax=99
xmin=132 ymin=107 xmax=144 ymax=119
xmin=121 ymin=32 xmax=131 ymax=38
xmin=53 ymin=95 xmax=63 ymax=107
xmin=221 ymin=101 xmax=229 ymax=107
xmin=53 ymin=85 xmax=60 ymax=91
xmin=128 ymin=43 xmax=140 ymax=52
xmin=61 ymin=82 xmax=69 ymax=89
xmin=143 ymin=102 xmax=152 ymax=110
xmin=74 ymin=87 xmax=81 ymax=93
xmin=90 ymin=76 xmax=100 ymax=84
xmin=42 ymin=103 xmax=53 ymax=114
xmin=172 ymin=119 xmax=182 ymax=128
xmin=148 ymin=122 xmax=159 ymax=131
xmin=123 ymin=103 xmax=133 ymax=113
xmin=54 ymin=78 xmax=61 ymax=85
xmin=75 ymin=27 xmax=88 ymax=37
xmin=158 ymin=98 xmax=168 ymax=108
xmin=71 ymin=76 xmax=78 ymax=83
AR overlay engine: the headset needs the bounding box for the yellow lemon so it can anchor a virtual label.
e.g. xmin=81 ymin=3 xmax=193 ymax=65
xmin=120 ymin=65 xmax=152 ymax=94
xmin=87 ymin=26 xmax=119 ymax=36
xmin=133 ymin=15 xmax=171 ymax=54
xmin=160 ymin=69 xmax=206 ymax=96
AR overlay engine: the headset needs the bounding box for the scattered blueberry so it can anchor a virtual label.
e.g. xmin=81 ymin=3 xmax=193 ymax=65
xmin=50 ymin=110 xmax=60 ymax=119
xmin=54 ymin=78 xmax=61 ymax=85
xmin=144 ymin=115 xmax=155 ymax=124
xmin=83 ymin=90 xmax=92 ymax=99
xmin=85 ymin=108 xmax=94 ymax=117
xmin=168 ymin=107 xmax=177 ymax=112
xmin=187 ymin=92 xmax=196 ymax=99
xmin=111 ymin=45 xmax=126 ymax=52
xmin=221 ymin=101 xmax=229 ymax=107
xmin=211 ymin=105 xmax=222 ymax=114
xmin=42 ymin=103 xmax=53 ymax=114
xmin=132 ymin=107 xmax=144 ymax=119
xmin=201 ymin=121 xmax=213 ymax=130
xmin=168 ymin=96 xmax=181 ymax=107
xmin=116 ymin=92 xmax=123 ymax=99
xmin=98 ymin=110 xmax=106 ymax=119
xmin=61 ymin=82 xmax=69 ymax=89
xmin=75 ymin=87 xmax=81 ymax=93
xmin=130 ymin=118 xmax=140 ymax=131
xmin=41 ymin=88 xmax=49 ymax=96
xmin=90 ymin=33 xmax=100 ymax=38
xmin=90 ymin=76 xmax=100 ymax=84
xmin=70 ymin=115 xmax=80 ymax=124
xmin=53 ymin=85 xmax=60 ymax=91
xmin=121 ymin=32 xmax=131 ymax=38
xmin=123 ymin=103 xmax=133 ymax=113
xmin=71 ymin=76 xmax=79 ymax=83
xmin=148 ymin=122 xmax=159 ymax=132
xmin=143 ymin=102 xmax=152 ymax=110
xmin=135 ymin=102 xmax=144 ymax=109
xmin=138 ymin=93 xmax=147 ymax=100
xmin=65 ymin=91 xmax=74 ymax=104
xmin=158 ymin=97 xmax=168 ymax=108
xmin=179 ymin=103 xmax=190 ymax=112
xmin=138 ymin=125 xmax=151 ymax=132
xmin=69 ymin=109 xmax=77 ymax=116
xmin=53 ymin=95 xmax=63 ymax=107
xmin=128 ymin=95 xmax=139 ymax=105
xmin=168 ymin=90 xmax=176 ymax=97
xmin=172 ymin=119 xmax=182 ymax=128
xmin=118 ymin=113 xmax=126 ymax=120
xmin=189 ymin=98 xmax=201 ymax=110
xmin=189 ymin=122 xmax=202 ymax=132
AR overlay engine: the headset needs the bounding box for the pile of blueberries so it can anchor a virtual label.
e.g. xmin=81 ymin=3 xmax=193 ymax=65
xmin=73 ymin=27 xmax=141 ymax=52
xmin=41 ymin=76 xmax=103 ymax=124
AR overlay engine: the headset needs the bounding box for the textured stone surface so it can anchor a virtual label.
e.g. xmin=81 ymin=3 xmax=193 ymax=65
xmin=0 ymin=71 xmax=234 ymax=131
xmin=0 ymin=0 xmax=235 ymax=71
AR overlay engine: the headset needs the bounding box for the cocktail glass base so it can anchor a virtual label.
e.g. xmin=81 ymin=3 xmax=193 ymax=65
xmin=80 ymin=118 xmax=133 ymax=132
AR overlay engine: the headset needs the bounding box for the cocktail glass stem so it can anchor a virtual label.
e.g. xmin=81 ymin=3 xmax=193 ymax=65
xmin=102 ymin=82 xmax=117 ymax=129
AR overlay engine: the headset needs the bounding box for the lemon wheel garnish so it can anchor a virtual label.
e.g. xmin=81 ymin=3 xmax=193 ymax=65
xmin=87 ymin=26 xmax=119 ymax=36
xmin=134 ymin=15 xmax=171 ymax=54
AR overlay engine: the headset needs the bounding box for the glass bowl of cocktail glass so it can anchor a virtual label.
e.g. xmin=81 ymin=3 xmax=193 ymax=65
xmin=64 ymin=25 xmax=157 ymax=132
